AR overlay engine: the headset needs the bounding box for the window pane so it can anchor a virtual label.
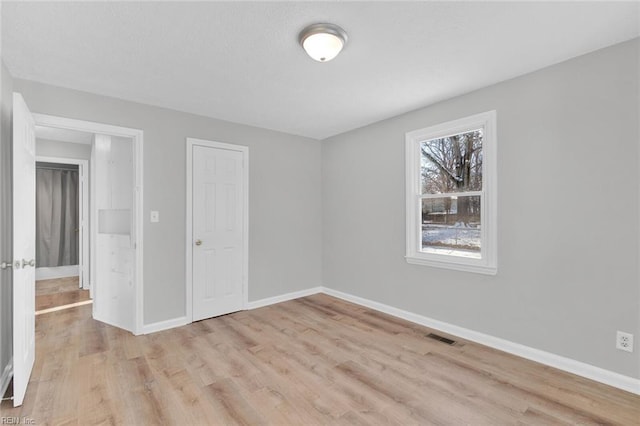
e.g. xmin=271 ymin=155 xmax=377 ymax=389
xmin=421 ymin=129 xmax=483 ymax=194
xmin=421 ymin=196 xmax=481 ymax=258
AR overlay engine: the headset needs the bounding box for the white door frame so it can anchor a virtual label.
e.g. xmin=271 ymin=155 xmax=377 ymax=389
xmin=32 ymin=113 xmax=144 ymax=335
xmin=185 ymin=138 xmax=248 ymax=322
xmin=35 ymin=156 xmax=89 ymax=289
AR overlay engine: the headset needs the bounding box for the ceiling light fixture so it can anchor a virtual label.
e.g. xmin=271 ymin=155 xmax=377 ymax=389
xmin=299 ymin=23 xmax=348 ymax=62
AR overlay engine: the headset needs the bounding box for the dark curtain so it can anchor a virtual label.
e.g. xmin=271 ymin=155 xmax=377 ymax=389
xmin=36 ymin=167 xmax=79 ymax=267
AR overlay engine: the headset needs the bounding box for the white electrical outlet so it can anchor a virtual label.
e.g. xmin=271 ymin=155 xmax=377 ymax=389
xmin=616 ymin=331 xmax=634 ymax=353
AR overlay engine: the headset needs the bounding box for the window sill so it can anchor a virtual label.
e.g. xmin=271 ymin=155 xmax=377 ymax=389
xmin=405 ymin=255 xmax=497 ymax=275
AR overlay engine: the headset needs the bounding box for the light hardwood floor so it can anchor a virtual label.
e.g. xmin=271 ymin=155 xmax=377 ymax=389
xmin=35 ymin=276 xmax=91 ymax=312
xmin=2 ymin=293 xmax=638 ymax=425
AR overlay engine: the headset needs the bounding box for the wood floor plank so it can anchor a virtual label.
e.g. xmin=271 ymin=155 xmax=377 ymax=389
xmin=2 ymin=295 xmax=638 ymax=425
xmin=35 ymin=276 xmax=91 ymax=312
xmin=206 ymin=378 xmax=265 ymax=426
xmin=35 ymin=276 xmax=81 ymax=296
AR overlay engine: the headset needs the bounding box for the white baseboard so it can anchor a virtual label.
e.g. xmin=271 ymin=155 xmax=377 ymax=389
xmin=142 ymin=316 xmax=190 ymax=335
xmin=246 ymin=286 xmax=323 ymax=310
xmin=321 ymin=287 xmax=640 ymax=395
xmin=140 ymin=287 xmax=323 ymax=335
xmin=36 ymin=265 xmax=79 ymax=280
xmin=0 ymin=357 xmax=12 ymax=398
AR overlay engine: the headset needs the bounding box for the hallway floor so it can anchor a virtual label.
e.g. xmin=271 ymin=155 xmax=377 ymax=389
xmin=36 ymin=276 xmax=91 ymax=313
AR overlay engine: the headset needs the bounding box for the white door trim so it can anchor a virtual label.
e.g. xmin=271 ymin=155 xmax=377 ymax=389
xmin=35 ymin=156 xmax=89 ymax=289
xmin=32 ymin=113 xmax=144 ymax=335
xmin=185 ymin=138 xmax=249 ymax=322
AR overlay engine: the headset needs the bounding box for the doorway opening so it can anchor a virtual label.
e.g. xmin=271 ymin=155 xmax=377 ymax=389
xmin=34 ymin=155 xmax=91 ymax=315
xmin=9 ymin=94 xmax=145 ymax=407
xmin=33 ymin=113 xmax=144 ymax=335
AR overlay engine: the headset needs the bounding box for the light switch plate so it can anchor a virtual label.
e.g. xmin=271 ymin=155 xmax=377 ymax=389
xmin=150 ymin=211 xmax=160 ymax=223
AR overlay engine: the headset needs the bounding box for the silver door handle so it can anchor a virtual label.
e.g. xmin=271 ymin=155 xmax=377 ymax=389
xmin=195 ymin=239 xmax=203 ymax=246
xmin=21 ymin=259 xmax=35 ymax=268
xmin=0 ymin=261 xmax=12 ymax=269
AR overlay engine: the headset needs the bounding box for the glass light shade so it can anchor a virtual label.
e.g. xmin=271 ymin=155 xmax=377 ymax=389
xmin=302 ymin=32 xmax=344 ymax=62
xmin=299 ymin=23 xmax=348 ymax=62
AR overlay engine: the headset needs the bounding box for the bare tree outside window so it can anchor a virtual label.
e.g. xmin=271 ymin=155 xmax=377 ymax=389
xmin=420 ymin=130 xmax=483 ymax=256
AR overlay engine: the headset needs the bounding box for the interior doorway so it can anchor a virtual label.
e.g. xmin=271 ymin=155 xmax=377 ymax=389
xmin=34 ymin=161 xmax=83 ymax=283
xmin=33 ymin=155 xmax=91 ymax=315
xmin=32 ymin=113 xmax=144 ymax=335
xmin=9 ymin=94 xmax=145 ymax=407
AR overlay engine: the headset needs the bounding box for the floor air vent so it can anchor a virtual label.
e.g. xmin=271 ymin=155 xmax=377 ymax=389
xmin=427 ymin=333 xmax=456 ymax=345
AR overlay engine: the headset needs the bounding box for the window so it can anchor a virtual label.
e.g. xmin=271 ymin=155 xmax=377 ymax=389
xmin=405 ymin=111 xmax=497 ymax=274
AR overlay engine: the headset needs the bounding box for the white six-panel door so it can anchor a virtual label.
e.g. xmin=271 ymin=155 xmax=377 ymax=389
xmin=12 ymin=93 xmax=36 ymax=407
xmin=189 ymin=140 xmax=247 ymax=321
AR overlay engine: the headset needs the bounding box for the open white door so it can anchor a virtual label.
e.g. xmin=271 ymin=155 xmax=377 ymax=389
xmin=92 ymin=134 xmax=135 ymax=333
xmin=12 ymin=93 xmax=36 ymax=406
xmin=189 ymin=139 xmax=247 ymax=322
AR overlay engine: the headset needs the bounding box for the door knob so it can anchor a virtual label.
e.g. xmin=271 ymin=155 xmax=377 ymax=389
xmin=0 ymin=261 xmax=12 ymax=270
xmin=195 ymin=239 xmax=203 ymax=246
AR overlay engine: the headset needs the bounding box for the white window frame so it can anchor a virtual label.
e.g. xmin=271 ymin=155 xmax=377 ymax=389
xmin=405 ymin=110 xmax=497 ymax=275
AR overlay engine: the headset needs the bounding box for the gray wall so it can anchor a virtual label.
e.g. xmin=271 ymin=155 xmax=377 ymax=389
xmin=322 ymin=39 xmax=639 ymax=378
xmin=14 ymin=79 xmax=323 ymax=325
xmin=0 ymin=62 xmax=14 ymax=390
xmin=36 ymin=139 xmax=92 ymax=160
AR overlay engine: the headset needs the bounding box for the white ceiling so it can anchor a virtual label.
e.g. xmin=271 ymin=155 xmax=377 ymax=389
xmin=3 ymin=2 xmax=638 ymax=140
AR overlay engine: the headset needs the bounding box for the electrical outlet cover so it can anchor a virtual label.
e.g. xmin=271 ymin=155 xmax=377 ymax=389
xmin=616 ymin=331 xmax=634 ymax=353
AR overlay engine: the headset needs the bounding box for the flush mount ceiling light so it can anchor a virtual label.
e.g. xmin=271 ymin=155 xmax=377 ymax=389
xmin=299 ymin=23 xmax=348 ymax=62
